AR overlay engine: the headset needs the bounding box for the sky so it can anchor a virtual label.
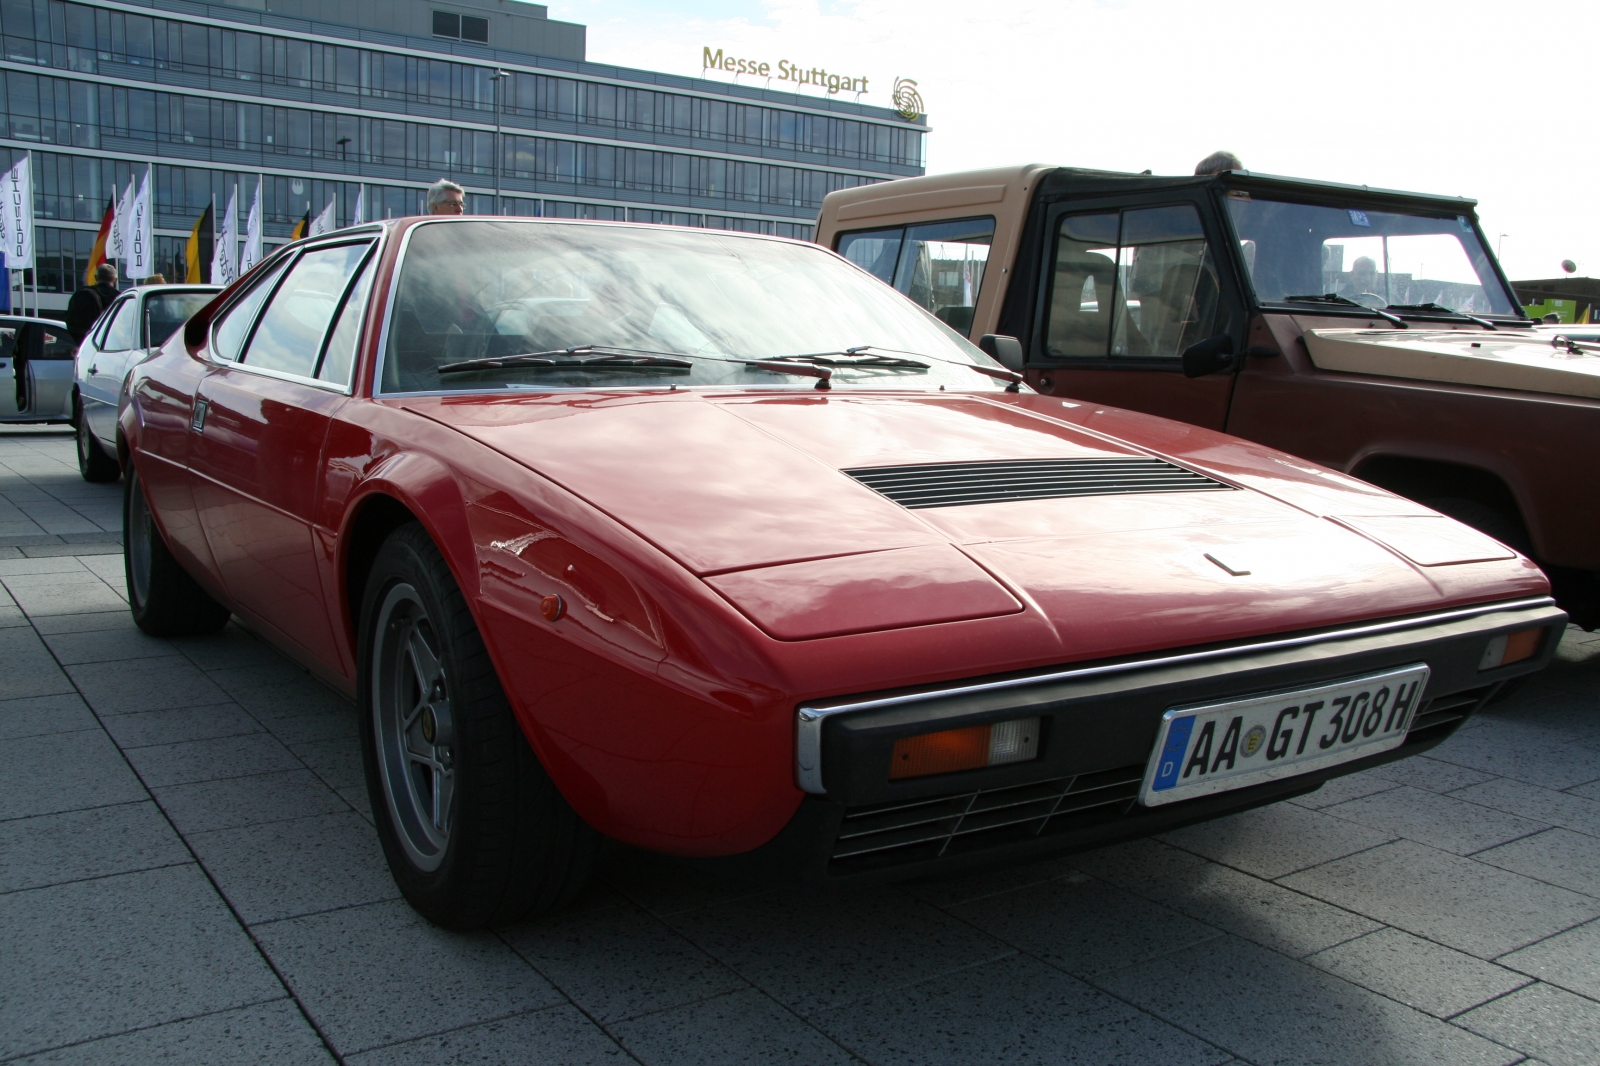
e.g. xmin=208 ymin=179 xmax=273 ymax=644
xmin=546 ymin=0 xmax=1598 ymax=283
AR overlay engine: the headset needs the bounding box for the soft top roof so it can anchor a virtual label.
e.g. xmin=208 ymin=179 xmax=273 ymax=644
xmin=1035 ymin=167 xmax=1479 ymax=215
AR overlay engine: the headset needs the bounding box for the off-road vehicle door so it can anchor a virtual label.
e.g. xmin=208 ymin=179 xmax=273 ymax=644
xmin=1025 ymin=195 xmax=1247 ymax=429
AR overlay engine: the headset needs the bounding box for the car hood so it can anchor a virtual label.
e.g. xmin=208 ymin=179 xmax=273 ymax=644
xmin=1303 ymin=328 xmax=1600 ymax=400
xmin=406 ymin=391 xmax=1546 ymax=650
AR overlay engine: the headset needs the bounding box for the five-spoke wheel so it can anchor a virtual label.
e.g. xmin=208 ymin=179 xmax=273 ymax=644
xmin=358 ymin=522 xmax=595 ymax=929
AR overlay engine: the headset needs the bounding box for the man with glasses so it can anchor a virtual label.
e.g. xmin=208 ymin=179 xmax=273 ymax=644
xmin=427 ymin=179 xmax=466 ymax=215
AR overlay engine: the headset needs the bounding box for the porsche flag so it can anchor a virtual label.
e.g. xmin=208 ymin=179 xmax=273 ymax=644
xmin=289 ymin=208 xmax=310 ymax=241
xmin=210 ymin=186 xmax=238 ymax=288
xmin=352 ymin=186 xmax=365 ymax=228
xmin=0 ymin=156 xmax=35 ymax=271
xmin=241 ymin=179 xmax=264 ymax=273
xmin=85 ymin=196 xmax=115 ymax=286
xmin=309 ymin=197 xmax=336 ymax=238
xmin=107 ymin=178 xmax=134 ymax=262
xmin=126 ymin=169 xmax=155 ymax=280
xmin=184 ymin=201 xmax=213 ymax=284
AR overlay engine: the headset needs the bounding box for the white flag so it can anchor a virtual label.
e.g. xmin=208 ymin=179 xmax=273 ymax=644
xmin=351 ymin=187 xmax=364 ymax=228
xmin=211 ymin=186 xmax=239 ymax=288
xmin=241 ymin=179 xmax=264 ymax=274
xmin=126 ymin=168 xmax=155 ymax=280
xmin=309 ymin=197 xmax=336 ymax=237
xmin=0 ymin=157 xmax=36 ymax=271
xmin=107 ymin=178 xmax=134 ymax=261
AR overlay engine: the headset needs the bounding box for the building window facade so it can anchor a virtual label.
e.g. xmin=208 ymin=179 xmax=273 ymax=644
xmin=0 ymin=0 xmax=925 ymax=302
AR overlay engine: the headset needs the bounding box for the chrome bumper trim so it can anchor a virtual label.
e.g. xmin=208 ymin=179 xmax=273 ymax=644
xmin=794 ymin=595 xmax=1556 ymax=794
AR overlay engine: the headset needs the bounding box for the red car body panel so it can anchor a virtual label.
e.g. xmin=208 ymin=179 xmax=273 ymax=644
xmin=121 ymin=219 xmax=1551 ymax=859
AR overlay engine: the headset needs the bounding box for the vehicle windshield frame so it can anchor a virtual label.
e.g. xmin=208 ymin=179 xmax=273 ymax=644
xmin=369 ymin=217 xmax=1011 ymax=398
xmin=1214 ymin=184 xmax=1525 ymax=320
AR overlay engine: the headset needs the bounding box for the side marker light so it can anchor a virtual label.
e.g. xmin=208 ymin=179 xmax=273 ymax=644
xmin=540 ymin=594 xmax=566 ymax=621
xmin=1479 ymin=627 xmax=1543 ymax=670
xmin=890 ymin=717 xmax=1040 ymax=780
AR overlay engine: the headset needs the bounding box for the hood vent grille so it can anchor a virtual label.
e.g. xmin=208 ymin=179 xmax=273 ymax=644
xmin=843 ymin=456 xmax=1232 ymax=509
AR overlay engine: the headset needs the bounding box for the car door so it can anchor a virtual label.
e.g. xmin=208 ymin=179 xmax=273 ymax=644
xmin=81 ymin=294 xmax=140 ymax=443
xmin=0 ymin=321 xmax=19 ymax=418
xmin=189 ymin=238 xmax=376 ymax=669
xmin=1025 ymin=198 xmax=1245 ymax=429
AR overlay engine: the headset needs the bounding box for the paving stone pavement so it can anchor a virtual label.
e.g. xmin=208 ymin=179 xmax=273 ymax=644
xmin=3 ymin=426 xmax=1599 ymax=1065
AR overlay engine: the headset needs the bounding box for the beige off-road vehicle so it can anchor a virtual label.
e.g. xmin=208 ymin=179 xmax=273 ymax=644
xmin=816 ymin=165 xmax=1600 ymax=626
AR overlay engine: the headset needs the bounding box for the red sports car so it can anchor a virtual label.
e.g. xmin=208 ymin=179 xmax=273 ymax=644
xmin=120 ymin=218 xmax=1563 ymax=929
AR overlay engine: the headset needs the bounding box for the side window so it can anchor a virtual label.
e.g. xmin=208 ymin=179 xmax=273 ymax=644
xmin=242 ymin=242 xmax=372 ymax=379
xmin=1045 ymin=212 xmax=1119 ymax=357
xmin=98 ymin=298 xmax=139 ymax=352
xmin=892 ymin=218 xmax=994 ymax=335
xmin=213 ymin=258 xmax=291 ymax=362
xmin=315 ymin=252 xmax=374 ymax=386
xmin=0 ymin=327 xmax=15 ymax=359
xmin=40 ymin=327 xmax=76 ymax=359
xmin=1045 ymin=204 xmax=1220 ymax=359
xmin=835 ymin=217 xmax=996 ymax=336
xmin=145 ymin=293 xmax=216 ymax=349
xmin=1114 ymin=207 xmax=1217 ymax=358
xmin=836 ymin=227 xmax=902 ymax=284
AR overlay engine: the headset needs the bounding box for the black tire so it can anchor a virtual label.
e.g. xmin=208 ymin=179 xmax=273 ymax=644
xmin=76 ymin=404 xmax=121 ymax=482
xmin=358 ymin=522 xmax=595 ymax=929
xmin=1421 ymin=497 xmax=1532 ymax=555
xmin=124 ymin=465 xmax=232 ymax=637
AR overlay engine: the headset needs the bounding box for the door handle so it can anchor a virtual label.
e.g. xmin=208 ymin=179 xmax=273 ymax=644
xmin=190 ymin=398 xmax=209 ymax=433
xmin=88 ymin=365 xmax=98 ymax=376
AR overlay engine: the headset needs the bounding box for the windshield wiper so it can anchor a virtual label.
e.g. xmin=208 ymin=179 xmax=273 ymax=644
xmin=776 ymin=350 xmax=932 ymax=370
xmin=437 ymin=346 xmax=693 ymax=374
xmin=829 ymin=345 xmax=1023 ymax=391
xmin=1281 ymin=294 xmax=1408 ymax=328
xmin=1383 ymin=303 xmax=1498 ymax=330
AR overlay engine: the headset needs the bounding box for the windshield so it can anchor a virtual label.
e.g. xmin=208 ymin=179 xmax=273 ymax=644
xmin=379 ymin=221 xmax=1006 ymax=394
xmin=1225 ymin=195 xmax=1518 ymax=316
xmin=146 ymin=292 xmax=216 ymax=347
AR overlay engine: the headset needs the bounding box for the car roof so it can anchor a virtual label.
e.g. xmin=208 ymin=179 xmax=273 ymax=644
xmin=1032 ymin=167 xmax=1479 ymax=214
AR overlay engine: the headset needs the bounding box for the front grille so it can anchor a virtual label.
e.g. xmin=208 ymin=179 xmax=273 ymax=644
xmin=842 ymin=457 xmax=1231 ymax=508
xmin=1407 ymin=685 xmax=1494 ymax=738
xmin=829 ymin=764 xmax=1145 ymax=874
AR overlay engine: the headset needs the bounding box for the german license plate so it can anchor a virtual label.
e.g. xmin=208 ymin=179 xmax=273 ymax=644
xmin=1139 ymin=664 xmax=1430 ymax=807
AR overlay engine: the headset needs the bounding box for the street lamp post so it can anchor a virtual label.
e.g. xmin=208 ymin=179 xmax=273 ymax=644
xmin=336 ymin=136 xmax=351 ymax=163
xmin=490 ymin=69 xmax=509 ymax=215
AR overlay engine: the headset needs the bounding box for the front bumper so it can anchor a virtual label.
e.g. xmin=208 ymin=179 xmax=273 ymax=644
xmin=700 ymin=596 xmax=1564 ymax=887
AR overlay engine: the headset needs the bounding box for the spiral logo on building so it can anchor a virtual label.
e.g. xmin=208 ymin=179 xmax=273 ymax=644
xmin=892 ymin=77 xmax=923 ymax=121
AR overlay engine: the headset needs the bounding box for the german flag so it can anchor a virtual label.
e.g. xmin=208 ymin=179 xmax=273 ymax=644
xmin=289 ymin=209 xmax=310 ymax=241
xmin=184 ymin=202 xmax=214 ymax=284
xmin=85 ymin=196 xmax=115 ymax=287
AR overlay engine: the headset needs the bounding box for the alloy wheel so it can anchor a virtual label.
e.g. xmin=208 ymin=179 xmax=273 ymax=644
xmin=372 ymin=582 xmax=455 ymax=872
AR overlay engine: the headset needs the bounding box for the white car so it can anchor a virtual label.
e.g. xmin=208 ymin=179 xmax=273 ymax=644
xmin=74 ymin=284 xmax=219 ymax=481
xmin=1 ymin=316 xmax=77 ymax=425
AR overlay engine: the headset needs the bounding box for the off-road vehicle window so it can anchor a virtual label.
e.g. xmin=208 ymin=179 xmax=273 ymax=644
xmin=1225 ymin=196 xmax=1516 ymax=315
xmin=1045 ymin=204 xmax=1220 ymax=359
xmin=837 ymin=217 xmax=994 ymax=334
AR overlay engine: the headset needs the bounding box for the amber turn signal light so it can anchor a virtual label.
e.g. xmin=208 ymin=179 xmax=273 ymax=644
xmin=540 ymin=594 xmax=566 ymax=621
xmin=890 ymin=717 xmax=1040 ymax=780
xmin=1479 ymin=627 xmax=1543 ymax=670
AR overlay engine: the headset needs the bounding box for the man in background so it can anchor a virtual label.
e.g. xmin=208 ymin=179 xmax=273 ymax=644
xmin=1195 ymin=151 xmax=1243 ymax=175
xmin=66 ymin=262 xmax=119 ymax=344
xmin=427 ymin=179 xmax=466 ymax=214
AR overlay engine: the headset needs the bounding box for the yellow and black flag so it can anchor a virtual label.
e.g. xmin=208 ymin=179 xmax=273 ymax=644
xmin=184 ymin=202 xmax=214 ymax=283
xmin=85 ymin=196 xmax=115 ymax=286
xmin=289 ymin=208 xmax=311 ymax=241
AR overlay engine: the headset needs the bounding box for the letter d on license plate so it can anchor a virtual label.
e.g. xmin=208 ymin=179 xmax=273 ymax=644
xmin=1139 ymin=664 xmax=1430 ymax=807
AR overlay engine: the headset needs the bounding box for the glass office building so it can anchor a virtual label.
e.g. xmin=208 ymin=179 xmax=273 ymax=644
xmin=0 ymin=0 xmax=926 ymax=312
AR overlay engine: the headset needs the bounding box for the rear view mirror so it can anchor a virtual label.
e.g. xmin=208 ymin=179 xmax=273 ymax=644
xmin=978 ymin=334 xmax=1025 ymax=373
xmin=1181 ymin=333 xmax=1236 ymax=378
